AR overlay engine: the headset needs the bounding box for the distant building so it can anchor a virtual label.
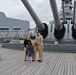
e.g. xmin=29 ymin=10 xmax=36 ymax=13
xmin=0 ymin=12 xmax=30 ymax=40
xmin=0 ymin=12 xmax=29 ymax=31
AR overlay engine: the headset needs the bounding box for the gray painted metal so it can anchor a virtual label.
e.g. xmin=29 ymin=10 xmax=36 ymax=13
xmin=0 ymin=54 xmax=1 ymax=61
xmin=2 ymin=43 xmax=24 ymax=50
xmin=49 ymin=0 xmax=62 ymax=30
xmin=44 ymin=44 xmax=76 ymax=53
xmin=2 ymin=41 xmax=76 ymax=52
xmin=21 ymin=0 xmax=45 ymax=30
xmin=62 ymin=1 xmax=66 ymax=23
xmin=1 ymin=0 xmax=76 ymax=53
xmin=73 ymin=0 xmax=76 ymax=29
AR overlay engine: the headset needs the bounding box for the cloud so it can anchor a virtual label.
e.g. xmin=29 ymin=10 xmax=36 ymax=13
xmin=0 ymin=0 xmax=71 ymax=28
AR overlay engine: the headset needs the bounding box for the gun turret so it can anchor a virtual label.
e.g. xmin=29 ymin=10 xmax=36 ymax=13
xmin=49 ymin=0 xmax=66 ymax=39
xmin=72 ymin=0 xmax=76 ymax=39
xmin=21 ymin=0 xmax=48 ymax=38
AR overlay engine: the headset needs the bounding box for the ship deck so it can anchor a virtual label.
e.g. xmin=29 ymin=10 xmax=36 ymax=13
xmin=0 ymin=47 xmax=76 ymax=75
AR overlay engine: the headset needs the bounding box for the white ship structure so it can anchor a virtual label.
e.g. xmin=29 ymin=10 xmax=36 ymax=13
xmin=2 ymin=0 xmax=76 ymax=52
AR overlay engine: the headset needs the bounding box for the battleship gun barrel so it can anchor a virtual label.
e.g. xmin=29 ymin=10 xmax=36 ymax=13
xmin=72 ymin=0 xmax=76 ymax=39
xmin=21 ymin=0 xmax=48 ymax=38
xmin=49 ymin=0 xmax=65 ymax=39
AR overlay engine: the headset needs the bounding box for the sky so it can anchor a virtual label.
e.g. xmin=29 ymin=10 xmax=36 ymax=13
xmin=0 ymin=0 xmax=73 ymax=28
